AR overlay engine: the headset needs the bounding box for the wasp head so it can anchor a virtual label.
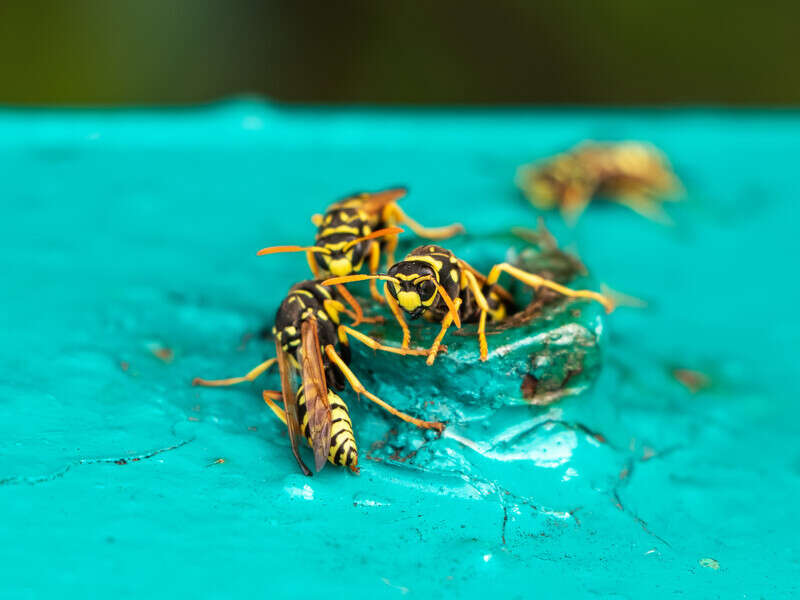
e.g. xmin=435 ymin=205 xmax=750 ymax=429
xmin=386 ymin=261 xmax=439 ymax=319
xmin=312 ymin=234 xmax=367 ymax=277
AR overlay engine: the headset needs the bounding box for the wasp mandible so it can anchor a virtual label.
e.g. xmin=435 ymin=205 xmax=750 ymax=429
xmin=257 ymin=188 xmax=464 ymax=323
xmin=324 ymin=246 xmax=614 ymax=366
xmin=193 ymin=281 xmax=443 ymax=475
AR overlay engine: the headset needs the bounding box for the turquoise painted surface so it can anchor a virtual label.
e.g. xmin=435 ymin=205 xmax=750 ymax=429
xmin=1 ymin=102 xmax=798 ymax=598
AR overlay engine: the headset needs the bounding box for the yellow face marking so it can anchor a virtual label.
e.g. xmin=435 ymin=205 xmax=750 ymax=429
xmin=450 ymin=270 xmax=458 ymax=282
xmin=328 ymin=258 xmax=354 ymax=276
xmin=397 ymin=291 xmax=422 ymax=312
xmin=395 ymin=273 xmax=418 ymax=281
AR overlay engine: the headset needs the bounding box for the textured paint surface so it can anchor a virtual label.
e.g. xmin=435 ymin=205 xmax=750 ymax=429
xmin=1 ymin=103 xmax=798 ymax=598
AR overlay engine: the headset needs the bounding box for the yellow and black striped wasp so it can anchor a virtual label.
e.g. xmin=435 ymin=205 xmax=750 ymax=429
xmin=193 ymin=280 xmax=442 ymax=475
xmin=257 ymin=187 xmax=464 ymax=323
xmin=323 ymin=245 xmax=615 ymax=366
xmin=516 ymin=141 xmax=682 ymax=224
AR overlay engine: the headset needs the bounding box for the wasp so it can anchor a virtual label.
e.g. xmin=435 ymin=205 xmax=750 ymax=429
xmin=324 ymin=245 xmax=614 ymax=366
xmin=516 ymin=141 xmax=682 ymax=224
xmin=193 ymin=280 xmax=442 ymax=475
xmin=257 ymin=187 xmax=464 ymax=322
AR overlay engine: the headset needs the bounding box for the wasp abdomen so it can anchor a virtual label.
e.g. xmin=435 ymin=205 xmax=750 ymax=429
xmin=297 ymin=386 xmax=359 ymax=472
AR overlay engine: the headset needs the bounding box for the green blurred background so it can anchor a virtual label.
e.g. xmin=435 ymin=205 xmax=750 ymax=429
xmin=1 ymin=0 xmax=798 ymax=105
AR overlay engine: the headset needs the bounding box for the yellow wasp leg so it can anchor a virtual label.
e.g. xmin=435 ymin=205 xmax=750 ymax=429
xmin=339 ymin=325 xmax=435 ymax=357
xmin=478 ymin=310 xmax=488 ymax=361
xmin=306 ymin=250 xmax=321 ymax=278
xmin=462 ymin=269 xmax=493 ymax=361
xmin=384 ymin=281 xmax=411 ymax=349
xmin=262 ymin=390 xmax=287 ymax=424
xmin=368 ymin=243 xmax=385 ymax=304
xmin=385 ymin=204 xmax=465 ymax=240
xmin=192 ymin=358 xmax=277 ymax=387
xmin=426 ymin=298 xmax=462 ymax=366
xmin=326 ymin=298 xmax=383 ymax=325
xmin=463 ymin=270 xmax=490 ymax=312
xmin=336 ymin=284 xmax=366 ymax=325
xmin=613 ymin=195 xmax=674 ymax=225
xmin=486 ymin=263 xmax=615 ymax=313
xmin=324 ymin=345 xmax=444 ymax=431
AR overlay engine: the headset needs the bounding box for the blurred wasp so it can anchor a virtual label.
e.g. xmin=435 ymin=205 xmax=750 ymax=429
xmin=324 ymin=245 xmax=614 ymax=366
xmin=257 ymin=187 xmax=464 ymax=323
xmin=516 ymin=141 xmax=682 ymax=224
xmin=193 ymin=281 xmax=442 ymax=475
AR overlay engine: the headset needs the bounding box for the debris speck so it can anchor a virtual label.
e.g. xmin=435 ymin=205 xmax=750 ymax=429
xmin=206 ymin=458 xmax=225 ymax=467
xmin=148 ymin=343 xmax=174 ymax=363
xmin=699 ymin=557 xmax=720 ymax=570
xmin=673 ymin=368 xmax=711 ymax=393
xmin=119 ymin=361 xmax=129 ymax=371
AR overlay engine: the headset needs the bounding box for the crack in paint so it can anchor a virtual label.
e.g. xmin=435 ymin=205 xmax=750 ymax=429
xmin=611 ymin=457 xmax=672 ymax=547
xmin=0 ymin=439 xmax=194 ymax=487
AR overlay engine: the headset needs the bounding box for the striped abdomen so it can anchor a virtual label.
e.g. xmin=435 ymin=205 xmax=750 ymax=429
xmin=297 ymin=386 xmax=359 ymax=473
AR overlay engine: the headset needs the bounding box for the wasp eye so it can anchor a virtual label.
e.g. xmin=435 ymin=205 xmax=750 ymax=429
xmin=418 ymin=280 xmax=436 ymax=299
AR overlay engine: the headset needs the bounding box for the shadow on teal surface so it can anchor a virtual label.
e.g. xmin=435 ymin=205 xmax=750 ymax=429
xmin=0 ymin=101 xmax=798 ymax=598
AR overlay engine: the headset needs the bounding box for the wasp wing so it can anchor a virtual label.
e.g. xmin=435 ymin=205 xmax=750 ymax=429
xmin=275 ymin=339 xmax=311 ymax=476
xmin=300 ymin=318 xmax=332 ymax=472
xmin=359 ymin=187 xmax=408 ymax=215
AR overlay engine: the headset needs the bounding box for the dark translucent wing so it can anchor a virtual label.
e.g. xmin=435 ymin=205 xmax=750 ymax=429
xmin=275 ymin=339 xmax=311 ymax=476
xmin=300 ymin=319 xmax=331 ymax=472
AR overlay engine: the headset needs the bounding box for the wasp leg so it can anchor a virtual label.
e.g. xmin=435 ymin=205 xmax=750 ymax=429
xmin=478 ymin=310 xmax=489 ymax=361
xmin=325 ymin=298 xmax=383 ymax=326
xmin=368 ymin=243 xmax=385 ymax=304
xmin=262 ymin=390 xmax=287 ymax=423
xmin=426 ymin=298 xmax=462 ymax=366
xmin=306 ymin=250 xmax=321 ymax=279
xmin=336 ymin=284 xmax=367 ymax=325
xmin=192 ymin=358 xmax=277 ymax=387
xmin=385 ymin=204 xmax=465 ymax=240
xmin=384 ymin=281 xmax=411 ymax=349
xmin=612 ymin=195 xmax=674 ymax=225
xmin=324 ymin=345 xmax=444 ymax=431
xmin=486 ymin=263 xmax=615 ymax=313
xmin=339 ymin=325 xmax=436 ymax=357
xmin=462 ymin=270 xmax=493 ymax=361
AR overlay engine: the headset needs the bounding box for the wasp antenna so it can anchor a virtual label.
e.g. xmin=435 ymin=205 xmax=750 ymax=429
xmin=343 ymin=226 xmax=404 ymax=251
xmin=430 ymin=279 xmax=461 ymax=328
xmin=321 ymin=274 xmax=399 ymax=287
xmin=257 ymin=245 xmax=330 ymax=256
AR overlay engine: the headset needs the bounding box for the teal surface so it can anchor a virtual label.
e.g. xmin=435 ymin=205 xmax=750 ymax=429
xmin=1 ymin=102 xmax=798 ymax=598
